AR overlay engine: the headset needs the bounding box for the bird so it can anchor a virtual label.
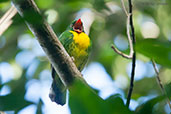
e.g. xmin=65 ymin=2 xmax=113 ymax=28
xmin=49 ymin=18 xmax=92 ymax=105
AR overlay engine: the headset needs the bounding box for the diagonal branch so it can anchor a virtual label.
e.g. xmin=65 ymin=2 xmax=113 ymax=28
xmin=11 ymin=0 xmax=84 ymax=87
xmin=0 ymin=5 xmax=17 ymax=36
xmin=152 ymin=60 xmax=171 ymax=109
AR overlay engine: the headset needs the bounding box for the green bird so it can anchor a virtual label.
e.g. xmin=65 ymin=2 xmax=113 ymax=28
xmin=49 ymin=18 xmax=92 ymax=105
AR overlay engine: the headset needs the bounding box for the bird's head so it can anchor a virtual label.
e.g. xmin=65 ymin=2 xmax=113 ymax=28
xmin=70 ymin=18 xmax=84 ymax=33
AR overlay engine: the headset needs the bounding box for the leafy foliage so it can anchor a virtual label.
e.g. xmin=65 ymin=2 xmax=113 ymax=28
xmin=69 ymin=79 xmax=132 ymax=114
xmin=0 ymin=0 xmax=171 ymax=113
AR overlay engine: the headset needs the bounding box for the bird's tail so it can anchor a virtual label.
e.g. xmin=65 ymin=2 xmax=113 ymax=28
xmin=49 ymin=67 xmax=66 ymax=105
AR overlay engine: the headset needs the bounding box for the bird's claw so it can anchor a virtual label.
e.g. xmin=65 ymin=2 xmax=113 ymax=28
xmin=71 ymin=56 xmax=75 ymax=62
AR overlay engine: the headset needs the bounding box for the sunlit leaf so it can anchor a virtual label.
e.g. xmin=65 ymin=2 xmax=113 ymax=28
xmin=135 ymin=95 xmax=165 ymax=114
xmin=136 ymin=39 xmax=171 ymax=68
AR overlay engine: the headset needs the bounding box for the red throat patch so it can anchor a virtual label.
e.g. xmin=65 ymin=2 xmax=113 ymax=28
xmin=73 ymin=18 xmax=83 ymax=33
xmin=76 ymin=19 xmax=82 ymax=24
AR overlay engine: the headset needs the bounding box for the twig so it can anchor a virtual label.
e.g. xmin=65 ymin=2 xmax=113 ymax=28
xmin=11 ymin=0 xmax=84 ymax=86
xmin=111 ymin=0 xmax=136 ymax=107
xmin=111 ymin=45 xmax=132 ymax=59
xmin=126 ymin=0 xmax=136 ymax=107
xmin=111 ymin=3 xmax=133 ymax=59
xmin=126 ymin=13 xmax=134 ymax=57
xmin=112 ymin=0 xmax=136 ymax=107
xmin=121 ymin=0 xmax=128 ymax=16
xmin=0 ymin=5 xmax=17 ymax=36
xmin=152 ymin=60 xmax=171 ymax=109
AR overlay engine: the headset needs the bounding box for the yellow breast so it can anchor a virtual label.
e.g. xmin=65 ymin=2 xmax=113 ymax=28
xmin=69 ymin=30 xmax=90 ymax=49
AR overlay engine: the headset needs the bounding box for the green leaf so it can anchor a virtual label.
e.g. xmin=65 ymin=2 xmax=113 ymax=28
xmin=0 ymin=92 xmax=32 ymax=111
xmin=36 ymin=99 xmax=43 ymax=114
xmin=0 ymin=0 xmax=9 ymax=3
xmin=0 ymin=69 xmax=33 ymax=111
xmin=69 ymin=79 xmax=105 ymax=114
xmin=164 ymin=83 xmax=171 ymax=98
xmin=105 ymin=95 xmax=133 ymax=114
xmin=136 ymin=39 xmax=171 ymax=68
xmin=69 ymin=79 xmax=133 ymax=114
xmin=135 ymin=95 xmax=165 ymax=114
xmin=125 ymin=77 xmax=161 ymax=99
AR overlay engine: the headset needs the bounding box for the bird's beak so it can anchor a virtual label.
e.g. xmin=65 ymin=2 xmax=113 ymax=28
xmin=73 ymin=18 xmax=83 ymax=33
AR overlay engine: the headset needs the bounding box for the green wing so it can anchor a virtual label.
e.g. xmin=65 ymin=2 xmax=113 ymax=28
xmin=59 ymin=30 xmax=92 ymax=71
xmin=59 ymin=30 xmax=74 ymax=50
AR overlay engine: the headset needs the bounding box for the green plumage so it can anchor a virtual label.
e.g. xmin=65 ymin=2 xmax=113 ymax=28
xmin=60 ymin=30 xmax=91 ymax=70
xmin=49 ymin=20 xmax=91 ymax=105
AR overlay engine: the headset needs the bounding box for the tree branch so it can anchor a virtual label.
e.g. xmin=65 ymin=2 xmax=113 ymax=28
xmin=0 ymin=5 xmax=17 ymax=36
xmin=111 ymin=13 xmax=133 ymax=59
xmin=111 ymin=0 xmax=136 ymax=107
xmin=151 ymin=60 xmax=171 ymax=109
xmin=11 ymin=0 xmax=84 ymax=86
xmin=126 ymin=0 xmax=136 ymax=107
xmin=121 ymin=0 xmax=128 ymax=16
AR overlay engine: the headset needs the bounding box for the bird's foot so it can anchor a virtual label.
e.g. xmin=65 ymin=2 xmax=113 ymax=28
xmin=71 ymin=56 xmax=75 ymax=62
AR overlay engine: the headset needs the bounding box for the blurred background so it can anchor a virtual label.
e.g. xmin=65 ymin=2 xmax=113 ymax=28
xmin=0 ymin=0 xmax=171 ymax=114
